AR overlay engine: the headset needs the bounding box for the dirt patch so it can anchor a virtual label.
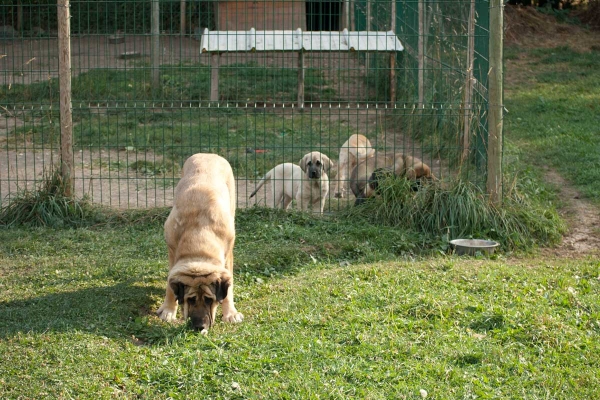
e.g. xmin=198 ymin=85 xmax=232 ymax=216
xmin=505 ymin=5 xmax=599 ymax=50
xmin=543 ymin=168 xmax=600 ymax=257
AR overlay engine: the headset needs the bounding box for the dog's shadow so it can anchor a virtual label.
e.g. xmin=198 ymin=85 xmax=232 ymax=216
xmin=0 ymin=281 xmax=180 ymax=344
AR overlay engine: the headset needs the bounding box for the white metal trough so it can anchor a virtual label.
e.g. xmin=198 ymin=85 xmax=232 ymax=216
xmin=200 ymin=28 xmax=404 ymax=106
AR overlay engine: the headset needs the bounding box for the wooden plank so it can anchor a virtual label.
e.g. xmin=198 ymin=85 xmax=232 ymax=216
xmin=57 ymin=0 xmax=74 ymax=196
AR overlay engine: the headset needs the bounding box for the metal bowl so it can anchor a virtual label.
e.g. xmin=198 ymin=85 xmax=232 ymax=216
xmin=450 ymin=239 xmax=500 ymax=256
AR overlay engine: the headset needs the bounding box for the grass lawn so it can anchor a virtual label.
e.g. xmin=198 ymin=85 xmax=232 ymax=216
xmin=1 ymin=214 xmax=599 ymax=399
xmin=504 ymin=44 xmax=600 ymax=202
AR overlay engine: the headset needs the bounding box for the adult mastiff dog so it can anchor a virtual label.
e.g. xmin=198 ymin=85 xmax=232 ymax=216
xmin=156 ymin=153 xmax=243 ymax=333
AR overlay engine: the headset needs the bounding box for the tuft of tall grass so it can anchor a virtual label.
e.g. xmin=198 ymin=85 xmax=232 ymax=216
xmin=0 ymin=170 xmax=103 ymax=228
xmin=343 ymin=175 xmax=565 ymax=250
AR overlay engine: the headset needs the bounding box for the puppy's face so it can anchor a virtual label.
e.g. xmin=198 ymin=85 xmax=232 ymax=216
xmin=169 ymin=273 xmax=230 ymax=332
xmin=299 ymin=152 xmax=333 ymax=180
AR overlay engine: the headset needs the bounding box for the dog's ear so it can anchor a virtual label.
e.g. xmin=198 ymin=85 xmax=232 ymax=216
xmin=406 ymin=163 xmax=431 ymax=181
xmin=170 ymin=281 xmax=186 ymax=305
xmin=323 ymin=155 xmax=334 ymax=174
xmin=298 ymin=155 xmax=308 ymax=172
xmin=215 ymin=275 xmax=231 ymax=303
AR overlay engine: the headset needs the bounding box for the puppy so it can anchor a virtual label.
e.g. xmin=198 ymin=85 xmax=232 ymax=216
xmin=296 ymin=151 xmax=333 ymax=214
xmin=157 ymin=153 xmax=243 ymax=333
xmin=334 ymin=134 xmax=376 ymax=198
xmin=249 ymin=163 xmax=303 ymax=209
xmin=350 ymin=153 xmax=434 ymax=205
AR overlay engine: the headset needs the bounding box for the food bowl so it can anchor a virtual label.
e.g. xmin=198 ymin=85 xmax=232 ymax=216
xmin=449 ymin=239 xmax=500 ymax=256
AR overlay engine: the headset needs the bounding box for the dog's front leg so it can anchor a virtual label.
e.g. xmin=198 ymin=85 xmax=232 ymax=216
xmin=221 ymin=282 xmax=243 ymax=323
xmin=156 ymin=284 xmax=179 ymax=322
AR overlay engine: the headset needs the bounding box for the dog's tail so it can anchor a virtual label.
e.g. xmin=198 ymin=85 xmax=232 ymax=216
xmin=249 ymin=171 xmax=272 ymax=198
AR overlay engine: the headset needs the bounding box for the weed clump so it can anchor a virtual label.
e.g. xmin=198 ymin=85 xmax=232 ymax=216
xmin=0 ymin=170 xmax=103 ymax=228
xmin=342 ymin=175 xmax=565 ymax=251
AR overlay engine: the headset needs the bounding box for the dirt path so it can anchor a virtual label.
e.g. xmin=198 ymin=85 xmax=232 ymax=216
xmin=543 ymin=169 xmax=600 ymax=257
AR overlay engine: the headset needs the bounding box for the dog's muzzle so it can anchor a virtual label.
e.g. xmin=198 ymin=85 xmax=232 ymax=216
xmin=308 ymin=168 xmax=321 ymax=179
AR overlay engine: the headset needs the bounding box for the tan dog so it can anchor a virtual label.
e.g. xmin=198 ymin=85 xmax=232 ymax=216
xmin=350 ymin=153 xmax=434 ymax=205
xmin=249 ymin=163 xmax=303 ymax=209
xmin=297 ymin=151 xmax=333 ymax=214
xmin=157 ymin=153 xmax=243 ymax=333
xmin=334 ymin=134 xmax=376 ymax=198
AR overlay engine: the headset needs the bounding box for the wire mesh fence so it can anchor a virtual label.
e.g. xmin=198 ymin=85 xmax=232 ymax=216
xmin=0 ymin=0 xmax=493 ymax=211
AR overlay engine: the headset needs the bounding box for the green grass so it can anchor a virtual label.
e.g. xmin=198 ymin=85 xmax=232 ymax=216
xmin=0 ymin=62 xmax=336 ymax=105
xmin=505 ymin=45 xmax=600 ymax=202
xmin=0 ymin=219 xmax=598 ymax=398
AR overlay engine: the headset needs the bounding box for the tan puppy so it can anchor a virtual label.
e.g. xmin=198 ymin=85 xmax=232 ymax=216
xmin=297 ymin=151 xmax=333 ymax=214
xmin=249 ymin=163 xmax=303 ymax=209
xmin=157 ymin=153 xmax=243 ymax=333
xmin=350 ymin=153 xmax=434 ymax=205
xmin=334 ymin=134 xmax=376 ymax=198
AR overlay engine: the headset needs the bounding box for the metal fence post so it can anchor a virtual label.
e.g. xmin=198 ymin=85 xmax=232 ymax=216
xmin=487 ymin=0 xmax=503 ymax=204
xmin=57 ymin=0 xmax=74 ymax=197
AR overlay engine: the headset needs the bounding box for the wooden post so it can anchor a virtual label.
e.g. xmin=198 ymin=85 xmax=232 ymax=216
xmin=390 ymin=53 xmax=396 ymax=105
xmin=297 ymin=50 xmax=305 ymax=109
xmin=345 ymin=0 xmax=350 ymax=29
xmin=210 ymin=53 xmax=220 ymax=102
xmin=180 ymin=0 xmax=186 ymax=36
xmin=17 ymin=0 xmax=23 ymax=32
xmin=461 ymin=0 xmax=475 ymax=164
xmin=487 ymin=0 xmax=503 ymax=204
xmin=57 ymin=0 xmax=74 ymax=197
xmin=365 ymin=0 xmax=371 ymax=71
xmin=390 ymin=0 xmax=396 ymax=105
xmin=417 ymin=0 xmax=424 ymax=108
xmin=151 ymin=0 xmax=160 ymax=89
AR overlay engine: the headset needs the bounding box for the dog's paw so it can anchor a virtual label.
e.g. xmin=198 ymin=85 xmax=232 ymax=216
xmin=156 ymin=304 xmax=178 ymax=322
xmin=222 ymin=311 xmax=244 ymax=323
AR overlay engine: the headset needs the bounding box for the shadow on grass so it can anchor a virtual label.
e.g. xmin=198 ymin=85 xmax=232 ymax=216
xmin=0 ymin=281 xmax=181 ymax=344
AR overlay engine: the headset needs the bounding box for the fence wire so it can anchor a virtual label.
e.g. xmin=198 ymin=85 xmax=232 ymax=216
xmin=1 ymin=0 xmax=490 ymax=211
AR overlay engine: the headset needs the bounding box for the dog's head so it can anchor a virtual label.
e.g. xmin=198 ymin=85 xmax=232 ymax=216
xmin=403 ymin=156 xmax=435 ymax=191
xmin=299 ymin=151 xmax=333 ymax=180
xmin=354 ymin=167 xmax=392 ymax=205
xmin=168 ymin=268 xmax=231 ymax=332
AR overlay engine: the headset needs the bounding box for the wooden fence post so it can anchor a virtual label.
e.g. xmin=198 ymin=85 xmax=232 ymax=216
xmin=210 ymin=53 xmax=220 ymax=102
xmin=180 ymin=0 xmax=186 ymax=36
xmin=390 ymin=0 xmax=396 ymax=105
xmin=417 ymin=0 xmax=424 ymax=109
xmin=57 ymin=0 xmax=74 ymax=197
xmin=461 ymin=0 xmax=475 ymax=163
xmin=151 ymin=0 xmax=160 ymax=89
xmin=298 ymin=50 xmax=305 ymax=109
xmin=487 ymin=0 xmax=503 ymax=204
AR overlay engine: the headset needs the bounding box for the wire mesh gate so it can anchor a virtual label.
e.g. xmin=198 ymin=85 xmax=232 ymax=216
xmin=0 ymin=0 xmax=495 ymax=210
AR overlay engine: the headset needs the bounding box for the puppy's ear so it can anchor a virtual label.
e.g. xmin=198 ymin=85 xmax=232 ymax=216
xmin=323 ymin=155 xmax=334 ymax=174
xmin=406 ymin=163 xmax=431 ymax=180
xmin=170 ymin=281 xmax=186 ymax=305
xmin=298 ymin=155 xmax=308 ymax=172
xmin=215 ymin=275 xmax=231 ymax=303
